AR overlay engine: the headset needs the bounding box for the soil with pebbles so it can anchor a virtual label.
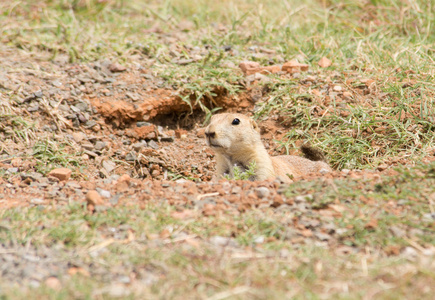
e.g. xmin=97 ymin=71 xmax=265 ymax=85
xmin=1 ymin=45 xmax=434 ymax=291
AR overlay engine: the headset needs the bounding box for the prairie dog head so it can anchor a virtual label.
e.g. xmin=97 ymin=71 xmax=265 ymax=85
xmin=205 ymin=113 xmax=261 ymax=155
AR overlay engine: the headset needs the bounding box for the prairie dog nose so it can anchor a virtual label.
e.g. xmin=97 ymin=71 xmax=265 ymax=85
xmin=205 ymin=131 xmax=216 ymax=138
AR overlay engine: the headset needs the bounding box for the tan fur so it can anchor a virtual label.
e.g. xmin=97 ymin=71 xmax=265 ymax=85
xmin=205 ymin=113 xmax=331 ymax=182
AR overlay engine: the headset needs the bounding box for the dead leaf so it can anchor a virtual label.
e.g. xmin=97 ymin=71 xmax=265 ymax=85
xmin=364 ymin=218 xmax=378 ymax=230
xmin=318 ymin=57 xmax=332 ymax=68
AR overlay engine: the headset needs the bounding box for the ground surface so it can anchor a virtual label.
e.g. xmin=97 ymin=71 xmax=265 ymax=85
xmin=1 ymin=0 xmax=435 ymax=299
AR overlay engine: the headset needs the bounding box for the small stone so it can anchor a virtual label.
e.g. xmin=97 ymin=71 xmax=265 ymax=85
xmin=239 ymin=61 xmax=261 ymax=74
xmin=85 ymin=120 xmax=97 ymax=128
xmin=333 ymin=85 xmax=342 ymax=92
xmin=341 ymin=169 xmax=350 ymax=175
xmin=136 ymin=121 xmax=152 ymax=127
xmin=97 ymin=188 xmax=111 ymax=198
xmin=254 ymin=236 xmax=265 ymax=244
xmin=174 ymin=129 xmax=187 ymax=139
xmin=45 ymin=277 xmax=61 ymax=291
xmin=52 ymin=80 xmax=62 ymax=87
xmin=125 ymin=152 xmax=137 ymax=161
xmin=81 ymin=143 xmax=94 ymax=150
xmin=319 ymin=168 xmax=330 ymax=175
xmin=126 ymin=92 xmax=140 ymax=101
xmin=6 ymin=167 xmax=19 ymax=174
xmin=27 ymin=105 xmax=39 ymax=112
xmin=108 ymin=63 xmax=127 ymax=72
xmin=75 ymin=102 xmax=88 ymax=112
xmin=402 ymin=247 xmax=418 ymax=260
xmin=48 ymin=168 xmax=72 ymax=181
xmin=34 ymin=90 xmax=43 ymax=98
xmin=72 ymin=132 xmax=85 ymax=143
xmin=86 ymin=190 xmax=104 ymax=206
xmin=94 ymin=141 xmax=106 ymax=151
xmin=102 ymin=160 xmax=116 ymax=173
xmin=160 ymin=135 xmax=174 ymax=142
xmin=255 ymin=187 xmax=270 ymax=199
xmin=132 ymin=141 xmax=147 ymax=151
xmin=110 ymin=194 xmax=120 ymax=205
xmin=30 ymin=198 xmax=44 ymax=204
xmin=147 ymin=140 xmax=159 ymax=150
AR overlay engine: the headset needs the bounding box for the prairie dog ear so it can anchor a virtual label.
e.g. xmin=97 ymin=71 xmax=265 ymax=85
xmin=250 ymin=119 xmax=260 ymax=132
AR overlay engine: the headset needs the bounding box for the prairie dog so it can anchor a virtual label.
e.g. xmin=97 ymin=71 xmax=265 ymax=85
xmin=204 ymin=113 xmax=331 ymax=182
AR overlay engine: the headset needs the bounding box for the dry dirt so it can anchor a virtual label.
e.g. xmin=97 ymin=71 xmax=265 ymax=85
xmin=1 ymin=44 xmax=433 ymax=212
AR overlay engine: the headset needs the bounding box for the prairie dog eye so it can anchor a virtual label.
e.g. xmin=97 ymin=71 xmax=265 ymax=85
xmin=232 ymin=118 xmax=240 ymax=125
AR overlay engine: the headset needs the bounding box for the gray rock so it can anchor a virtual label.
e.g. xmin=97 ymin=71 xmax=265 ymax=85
xmin=160 ymin=135 xmax=174 ymax=142
xmin=125 ymin=152 xmax=137 ymax=161
xmin=94 ymin=141 xmax=106 ymax=151
xmin=96 ymin=188 xmax=111 ymax=198
xmin=27 ymin=105 xmax=39 ymax=112
xmin=21 ymin=172 xmax=43 ymax=182
xmin=136 ymin=122 xmax=152 ymax=127
xmin=110 ymin=194 xmax=120 ymax=205
xmin=75 ymin=102 xmax=88 ymax=112
xmin=52 ymin=80 xmax=62 ymax=87
xmin=147 ymin=140 xmax=159 ymax=150
xmin=85 ymin=120 xmax=97 ymax=128
xmin=34 ymin=90 xmax=43 ymax=98
xmin=132 ymin=141 xmax=147 ymax=151
xmin=6 ymin=168 xmax=19 ymax=174
xmin=102 ymin=160 xmax=116 ymax=173
xmin=254 ymin=236 xmax=265 ymax=244
xmin=255 ymin=187 xmax=270 ymax=199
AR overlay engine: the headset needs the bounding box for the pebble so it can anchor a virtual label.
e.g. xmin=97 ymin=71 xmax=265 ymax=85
xmin=136 ymin=121 xmax=152 ymax=127
xmin=34 ymin=90 xmax=43 ymax=98
xmin=254 ymin=236 xmax=265 ymax=244
xmin=72 ymin=132 xmax=86 ymax=143
xmin=255 ymin=187 xmax=270 ymax=199
xmin=30 ymin=198 xmax=44 ymax=204
xmin=6 ymin=168 xmax=19 ymax=174
xmin=97 ymin=188 xmax=111 ymax=198
xmin=86 ymin=190 xmax=104 ymax=206
xmin=94 ymin=141 xmax=107 ymax=151
xmin=148 ymin=140 xmax=159 ymax=150
xmin=125 ymin=152 xmax=137 ymax=161
xmin=133 ymin=141 xmax=147 ymax=151
xmin=47 ymin=168 xmax=72 ymax=181
xmin=102 ymin=160 xmax=116 ymax=173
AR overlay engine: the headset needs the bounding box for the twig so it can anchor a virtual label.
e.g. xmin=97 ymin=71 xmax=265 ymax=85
xmin=197 ymin=192 xmax=219 ymax=200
